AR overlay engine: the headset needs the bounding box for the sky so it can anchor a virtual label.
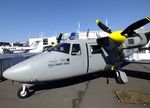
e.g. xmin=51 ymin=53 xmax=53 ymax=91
xmin=0 ymin=0 xmax=150 ymax=42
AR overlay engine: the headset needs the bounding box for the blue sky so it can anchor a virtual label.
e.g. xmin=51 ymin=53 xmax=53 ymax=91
xmin=0 ymin=0 xmax=150 ymax=42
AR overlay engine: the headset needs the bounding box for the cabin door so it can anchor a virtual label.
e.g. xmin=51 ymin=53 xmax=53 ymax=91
xmin=87 ymin=44 xmax=106 ymax=73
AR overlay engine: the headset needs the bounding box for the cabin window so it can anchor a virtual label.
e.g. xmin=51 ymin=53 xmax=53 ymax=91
xmin=48 ymin=43 xmax=70 ymax=54
xmin=90 ymin=45 xmax=102 ymax=54
xmin=71 ymin=44 xmax=81 ymax=55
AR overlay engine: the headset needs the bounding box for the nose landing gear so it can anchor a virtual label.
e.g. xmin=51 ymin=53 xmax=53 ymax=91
xmin=17 ymin=84 xmax=30 ymax=99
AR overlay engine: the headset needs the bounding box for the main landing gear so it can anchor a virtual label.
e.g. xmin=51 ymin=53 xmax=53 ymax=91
xmin=17 ymin=84 xmax=30 ymax=99
xmin=109 ymin=65 xmax=128 ymax=84
xmin=116 ymin=70 xmax=128 ymax=84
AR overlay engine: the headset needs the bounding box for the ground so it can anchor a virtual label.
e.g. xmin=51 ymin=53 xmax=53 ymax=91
xmin=0 ymin=61 xmax=149 ymax=108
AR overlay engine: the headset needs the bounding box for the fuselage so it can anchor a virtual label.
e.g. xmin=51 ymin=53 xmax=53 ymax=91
xmin=3 ymin=39 xmax=107 ymax=83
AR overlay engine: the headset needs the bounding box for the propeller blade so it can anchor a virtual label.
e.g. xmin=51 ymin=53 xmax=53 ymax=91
xmin=121 ymin=17 xmax=150 ymax=35
xmin=57 ymin=32 xmax=64 ymax=43
xmin=96 ymin=19 xmax=112 ymax=34
xmin=97 ymin=37 xmax=110 ymax=46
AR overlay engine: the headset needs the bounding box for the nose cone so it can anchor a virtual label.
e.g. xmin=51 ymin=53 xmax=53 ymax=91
xmin=3 ymin=62 xmax=31 ymax=82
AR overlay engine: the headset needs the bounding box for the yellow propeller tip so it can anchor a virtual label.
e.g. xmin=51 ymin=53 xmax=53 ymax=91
xmin=96 ymin=19 xmax=100 ymax=24
xmin=146 ymin=17 xmax=150 ymax=21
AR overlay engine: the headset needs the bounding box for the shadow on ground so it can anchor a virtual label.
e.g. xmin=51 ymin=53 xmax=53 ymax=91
xmin=28 ymin=69 xmax=150 ymax=97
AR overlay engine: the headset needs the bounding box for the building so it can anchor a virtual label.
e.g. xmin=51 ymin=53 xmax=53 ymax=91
xmin=28 ymin=36 xmax=57 ymax=53
xmin=28 ymin=29 xmax=150 ymax=60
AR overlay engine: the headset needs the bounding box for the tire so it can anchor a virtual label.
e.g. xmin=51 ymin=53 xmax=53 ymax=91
xmin=116 ymin=71 xmax=124 ymax=84
xmin=0 ymin=78 xmax=5 ymax=82
xmin=17 ymin=87 xmax=29 ymax=99
xmin=116 ymin=76 xmax=124 ymax=84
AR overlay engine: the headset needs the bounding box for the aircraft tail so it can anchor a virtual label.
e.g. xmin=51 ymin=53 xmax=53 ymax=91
xmin=28 ymin=40 xmax=43 ymax=53
xmin=30 ymin=41 xmax=40 ymax=49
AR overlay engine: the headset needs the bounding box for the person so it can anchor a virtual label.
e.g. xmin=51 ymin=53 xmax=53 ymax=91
xmin=51 ymin=42 xmax=57 ymax=47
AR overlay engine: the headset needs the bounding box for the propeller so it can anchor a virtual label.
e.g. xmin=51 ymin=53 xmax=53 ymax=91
xmin=96 ymin=20 xmax=112 ymax=34
xmin=57 ymin=32 xmax=64 ymax=43
xmin=96 ymin=16 xmax=150 ymax=43
xmin=96 ymin=17 xmax=150 ymax=83
xmin=121 ymin=17 xmax=150 ymax=35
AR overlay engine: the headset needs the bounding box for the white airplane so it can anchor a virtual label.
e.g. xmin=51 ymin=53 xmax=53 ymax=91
xmin=3 ymin=16 xmax=150 ymax=99
xmin=0 ymin=41 xmax=40 ymax=54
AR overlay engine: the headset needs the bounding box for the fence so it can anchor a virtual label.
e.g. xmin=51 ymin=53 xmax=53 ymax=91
xmin=0 ymin=53 xmax=37 ymax=80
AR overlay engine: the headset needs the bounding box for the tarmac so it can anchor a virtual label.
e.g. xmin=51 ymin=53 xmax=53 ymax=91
xmin=0 ymin=61 xmax=150 ymax=108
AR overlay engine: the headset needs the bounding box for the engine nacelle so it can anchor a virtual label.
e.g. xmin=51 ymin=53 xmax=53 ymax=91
xmin=123 ymin=32 xmax=150 ymax=49
xmin=122 ymin=31 xmax=150 ymax=58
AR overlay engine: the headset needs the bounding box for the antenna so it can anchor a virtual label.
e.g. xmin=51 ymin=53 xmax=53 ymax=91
xmin=87 ymin=29 xmax=89 ymax=38
xmin=28 ymin=32 xmax=31 ymax=39
xmin=105 ymin=18 xmax=111 ymax=30
xmin=55 ymin=30 xmax=57 ymax=36
xmin=77 ymin=21 xmax=80 ymax=33
xmin=105 ymin=18 xmax=108 ymax=27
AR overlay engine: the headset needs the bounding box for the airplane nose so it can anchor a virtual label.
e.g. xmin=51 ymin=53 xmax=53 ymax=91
xmin=3 ymin=63 xmax=31 ymax=82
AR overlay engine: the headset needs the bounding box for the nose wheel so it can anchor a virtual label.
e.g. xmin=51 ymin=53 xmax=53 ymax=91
xmin=17 ymin=85 xmax=29 ymax=99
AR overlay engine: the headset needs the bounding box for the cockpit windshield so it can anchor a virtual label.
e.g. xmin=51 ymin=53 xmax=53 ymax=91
xmin=48 ymin=43 xmax=70 ymax=54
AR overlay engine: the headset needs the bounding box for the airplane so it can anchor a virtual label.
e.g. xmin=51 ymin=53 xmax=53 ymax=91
xmin=3 ymin=16 xmax=150 ymax=99
xmin=0 ymin=41 xmax=41 ymax=54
